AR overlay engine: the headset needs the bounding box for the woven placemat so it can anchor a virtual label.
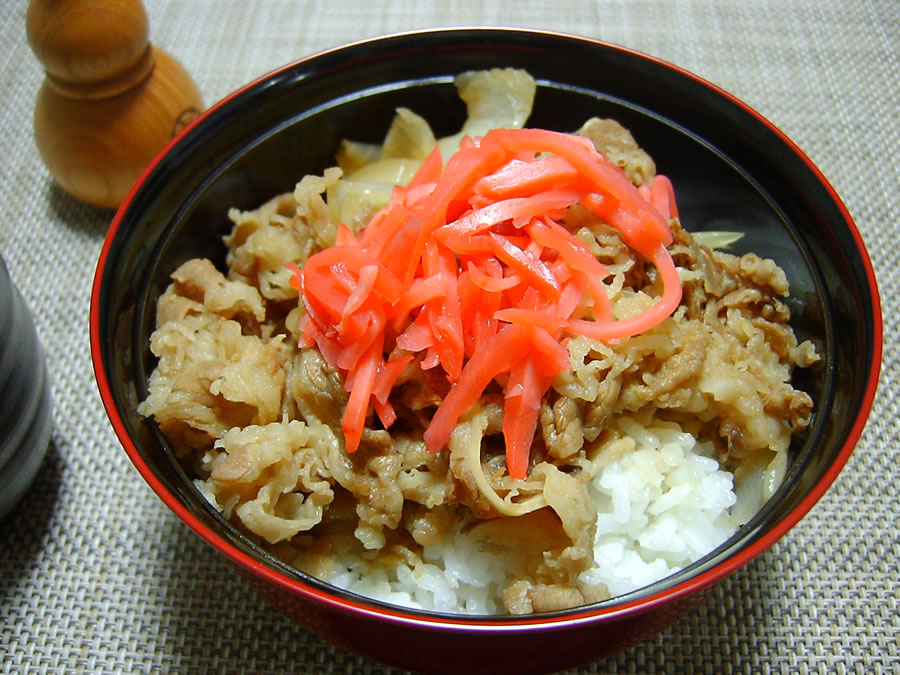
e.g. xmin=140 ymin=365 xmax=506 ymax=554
xmin=1 ymin=0 xmax=897 ymax=672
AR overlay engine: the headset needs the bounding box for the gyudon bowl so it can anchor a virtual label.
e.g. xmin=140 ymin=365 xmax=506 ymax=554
xmin=90 ymin=29 xmax=881 ymax=674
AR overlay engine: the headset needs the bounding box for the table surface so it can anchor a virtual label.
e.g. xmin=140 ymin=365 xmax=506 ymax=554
xmin=1 ymin=1 xmax=897 ymax=673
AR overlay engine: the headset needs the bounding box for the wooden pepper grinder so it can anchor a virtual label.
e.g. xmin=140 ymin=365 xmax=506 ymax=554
xmin=27 ymin=0 xmax=204 ymax=209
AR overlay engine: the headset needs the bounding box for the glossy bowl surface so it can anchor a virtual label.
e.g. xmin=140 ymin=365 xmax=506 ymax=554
xmin=90 ymin=29 xmax=881 ymax=673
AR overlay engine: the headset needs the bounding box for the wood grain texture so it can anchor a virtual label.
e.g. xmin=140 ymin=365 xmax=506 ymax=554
xmin=33 ymin=47 xmax=203 ymax=210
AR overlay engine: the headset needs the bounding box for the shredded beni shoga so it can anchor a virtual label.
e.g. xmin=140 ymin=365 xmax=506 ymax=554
xmin=289 ymin=127 xmax=683 ymax=478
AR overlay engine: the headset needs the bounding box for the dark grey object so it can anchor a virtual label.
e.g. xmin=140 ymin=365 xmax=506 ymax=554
xmin=0 ymin=254 xmax=53 ymax=519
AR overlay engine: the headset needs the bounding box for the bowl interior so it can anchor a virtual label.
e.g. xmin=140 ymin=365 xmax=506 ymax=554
xmin=92 ymin=29 xmax=880 ymax=622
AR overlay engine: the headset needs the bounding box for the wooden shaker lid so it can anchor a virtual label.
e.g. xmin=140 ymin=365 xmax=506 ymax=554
xmin=27 ymin=0 xmax=153 ymax=97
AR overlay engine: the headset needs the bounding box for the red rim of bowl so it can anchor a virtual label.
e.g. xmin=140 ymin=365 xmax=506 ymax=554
xmin=90 ymin=28 xmax=883 ymax=631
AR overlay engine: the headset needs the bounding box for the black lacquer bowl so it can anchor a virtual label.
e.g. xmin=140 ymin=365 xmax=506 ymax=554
xmin=90 ymin=29 xmax=881 ymax=674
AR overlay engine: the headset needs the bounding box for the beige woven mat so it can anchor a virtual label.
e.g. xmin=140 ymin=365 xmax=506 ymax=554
xmin=1 ymin=0 xmax=897 ymax=672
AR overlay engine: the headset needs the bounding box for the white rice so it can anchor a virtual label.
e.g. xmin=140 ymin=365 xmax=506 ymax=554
xmin=329 ymin=416 xmax=739 ymax=614
xmin=577 ymin=418 xmax=737 ymax=599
